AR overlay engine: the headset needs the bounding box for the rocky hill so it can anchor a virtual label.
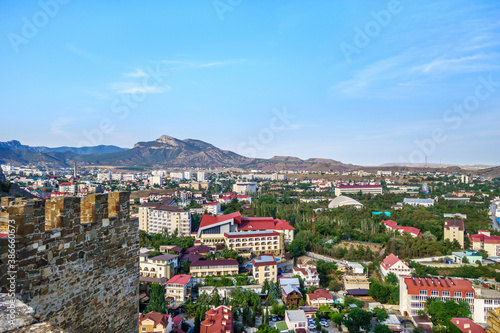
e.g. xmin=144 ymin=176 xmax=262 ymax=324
xmin=0 ymin=135 xmax=357 ymax=171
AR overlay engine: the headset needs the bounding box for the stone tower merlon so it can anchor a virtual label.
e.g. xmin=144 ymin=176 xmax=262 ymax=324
xmin=0 ymin=191 xmax=138 ymax=333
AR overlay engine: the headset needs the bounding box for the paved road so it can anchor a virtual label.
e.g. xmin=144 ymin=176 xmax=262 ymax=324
xmin=490 ymin=202 xmax=499 ymax=231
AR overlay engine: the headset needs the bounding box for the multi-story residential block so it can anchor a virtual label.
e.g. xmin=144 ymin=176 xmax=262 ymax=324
xmin=306 ymin=289 xmax=334 ymax=309
xmin=470 ymin=230 xmax=500 ymax=257
xmin=293 ymin=259 xmax=319 ymax=287
xmin=444 ymin=219 xmax=465 ymax=249
xmin=380 ymin=253 xmax=412 ymax=279
xmin=232 ymin=182 xmax=257 ymax=194
xmin=169 ymin=172 xmax=184 ymax=179
xmin=200 ymin=305 xmax=233 ymax=333
xmin=334 ymin=185 xmax=382 ymax=196
xmin=189 ymin=259 xmax=239 ymax=278
xmin=285 ymin=310 xmax=307 ymax=332
xmin=252 ymin=254 xmax=277 ymax=284
xmin=238 ymin=216 xmax=294 ymax=244
xmin=150 ymin=175 xmax=163 ymax=186
xmin=224 ymin=230 xmax=283 ymax=255
xmin=203 ymin=202 xmax=221 ymax=215
xmin=139 ymin=199 xmax=191 ymax=236
xmin=140 ymin=253 xmax=179 ymax=283
xmin=139 ymin=312 xmax=172 ymax=333
xmin=400 ymin=276 xmax=500 ymax=324
xmin=196 ymin=212 xmax=293 ymax=251
xmin=166 ymin=274 xmax=191 ymax=303
xmin=197 ymin=171 xmax=205 ymax=182
xmin=402 ymin=198 xmax=435 ymax=207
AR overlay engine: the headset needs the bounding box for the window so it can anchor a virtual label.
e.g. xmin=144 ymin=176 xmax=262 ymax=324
xmin=466 ymin=292 xmax=474 ymax=298
xmin=454 ymin=291 xmax=462 ymax=298
xmin=419 ymin=290 xmax=427 ymax=296
xmin=442 ymin=291 xmax=450 ymax=297
xmin=431 ymin=290 xmax=439 ymax=296
xmin=142 ymin=328 xmax=146 ymax=332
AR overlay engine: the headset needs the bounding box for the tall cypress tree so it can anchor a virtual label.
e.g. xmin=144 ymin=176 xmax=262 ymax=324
xmin=194 ymin=309 xmax=201 ymax=333
xmin=146 ymin=283 xmax=166 ymax=313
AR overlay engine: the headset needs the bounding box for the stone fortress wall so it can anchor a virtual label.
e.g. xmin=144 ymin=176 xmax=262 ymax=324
xmin=0 ymin=192 xmax=139 ymax=333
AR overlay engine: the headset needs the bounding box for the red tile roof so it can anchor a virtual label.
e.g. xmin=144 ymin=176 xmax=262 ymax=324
xmin=380 ymin=253 xmax=407 ymax=270
xmin=470 ymin=233 xmax=500 ymax=244
xmin=199 ymin=212 xmax=242 ymax=229
xmin=238 ymin=217 xmax=294 ymax=231
xmin=224 ymin=231 xmax=280 ymax=238
xmin=402 ymin=277 xmax=474 ymax=296
xmin=190 ymin=259 xmax=238 ymax=267
xmin=200 ymin=305 xmax=232 ymax=333
xmin=167 ymin=274 xmax=191 ymax=286
xmin=444 ymin=219 xmax=464 ymax=230
xmin=450 ymin=318 xmax=485 ymax=333
xmin=307 ymin=289 xmax=333 ymax=301
xmin=203 ymin=202 xmax=219 ymax=206
xmin=140 ymin=311 xmax=170 ymax=328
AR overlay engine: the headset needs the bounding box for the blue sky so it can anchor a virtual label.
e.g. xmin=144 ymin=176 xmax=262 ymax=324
xmin=1 ymin=0 xmax=499 ymax=166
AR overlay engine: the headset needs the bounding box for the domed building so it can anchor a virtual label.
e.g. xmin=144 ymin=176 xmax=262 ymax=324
xmin=328 ymin=196 xmax=364 ymax=209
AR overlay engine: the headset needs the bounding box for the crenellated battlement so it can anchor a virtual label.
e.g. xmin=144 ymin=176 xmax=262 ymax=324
xmin=0 ymin=192 xmax=139 ymax=333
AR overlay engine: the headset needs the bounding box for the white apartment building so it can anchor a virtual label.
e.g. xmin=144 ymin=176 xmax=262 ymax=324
xmin=334 ymin=185 xmax=383 ymax=196
xmin=399 ymin=276 xmax=500 ymax=324
xmin=140 ymin=253 xmax=179 ymax=282
xmin=379 ymin=253 xmax=412 ymax=279
xmin=293 ymin=259 xmax=320 ymax=287
xmin=402 ymin=198 xmax=435 ymax=207
xmin=197 ymin=171 xmax=205 ymax=182
xmin=111 ymin=173 xmax=123 ymax=180
xmin=139 ymin=199 xmax=191 ymax=236
xmin=203 ymin=202 xmax=221 ymax=215
xmin=184 ymin=171 xmax=192 ymax=180
xmin=166 ymin=274 xmax=192 ymax=303
xmin=232 ymin=182 xmax=257 ymax=194
xmin=150 ymin=175 xmax=163 ymax=186
xmin=148 ymin=206 xmax=191 ymax=236
xmin=169 ymin=172 xmax=184 ymax=179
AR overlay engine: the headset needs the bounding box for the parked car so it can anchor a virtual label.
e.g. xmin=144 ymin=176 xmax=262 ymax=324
xmin=320 ymin=322 xmax=329 ymax=327
xmin=308 ymin=324 xmax=317 ymax=330
xmin=272 ymin=316 xmax=277 ymax=322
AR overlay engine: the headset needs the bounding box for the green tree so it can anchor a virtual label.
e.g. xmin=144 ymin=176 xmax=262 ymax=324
xmin=288 ymin=238 xmax=307 ymax=258
xmin=385 ymin=272 xmax=398 ymax=285
xmin=146 ymin=283 xmax=165 ymax=313
xmin=194 ymin=309 xmax=201 ymax=333
xmin=373 ymin=324 xmax=392 ymax=333
xmin=425 ymin=299 xmax=471 ymax=325
xmin=372 ymin=307 xmax=389 ymax=322
xmin=211 ymin=287 xmax=221 ymax=307
xmin=344 ymin=308 xmax=372 ymax=333
xmin=330 ymin=312 xmax=343 ymax=328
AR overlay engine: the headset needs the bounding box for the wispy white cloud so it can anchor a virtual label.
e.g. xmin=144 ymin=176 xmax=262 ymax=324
xmin=124 ymin=68 xmax=149 ymax=78
xmin=110 ymin=82 xmax=170 ymax=94
xmin=410 ymin=54 xmax=500 ymax=75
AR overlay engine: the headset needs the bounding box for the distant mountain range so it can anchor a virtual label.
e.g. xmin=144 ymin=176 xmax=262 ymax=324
xmin=0 ymin=140 xmax=126 ymax=155
xmin=0 ymin=135 xmax=352 ymax=171
xmin=0 ymin=136 xmax=498 ymax=177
